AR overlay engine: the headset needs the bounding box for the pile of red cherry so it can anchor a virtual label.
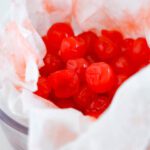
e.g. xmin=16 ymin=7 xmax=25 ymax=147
xmin=35 ymin=23 xmax=150 ymax=118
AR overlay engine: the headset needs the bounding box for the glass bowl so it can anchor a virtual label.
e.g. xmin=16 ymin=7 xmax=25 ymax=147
xmin=0 ymin=109 xmax=28 ymax=150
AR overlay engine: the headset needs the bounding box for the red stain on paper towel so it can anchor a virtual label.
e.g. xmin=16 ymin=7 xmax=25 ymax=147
xmin=43 ymin=0 xmax=56 ymax=13
xmin=5 ymin=22 xmax=38 ymax=82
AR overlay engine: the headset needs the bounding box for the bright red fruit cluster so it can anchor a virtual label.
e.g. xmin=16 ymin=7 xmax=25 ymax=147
xmin=35 ymin=23 xmax=150 ymax=118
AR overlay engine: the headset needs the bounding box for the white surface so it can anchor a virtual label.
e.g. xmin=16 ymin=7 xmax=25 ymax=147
xmin=0 ymin=1 xmax=13 ymax=150
xmin=0 ymin=0 xmax=10 ymax=18
xmin=0 ymin=0 xmax=150 ymax=150
xmin=0 ymin=126 xmax=13 ymax=150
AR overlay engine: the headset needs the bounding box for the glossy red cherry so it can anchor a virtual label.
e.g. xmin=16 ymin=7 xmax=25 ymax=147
xmin=34 ymin=77 xmax=51 ymax=99
xmin=42 ymin=36 xmax=50 ymax=50
xmin=40 ymin=54 xmax=64 ymax=76
xmin=111 ymin=56 xmax=132 ymax=75
xmin=78 ymin=31 xmax=98 ymax=54
xmin=50 ymin=70 xmax=80 ymax=98
xmin=37 ymin=25 xmax=150 ymax=118
xmin=74 ymin=86 xmax=96 ymax=110
xmin=47 ymin=23 xmax=74 ymax=54
xmin=122 ymin=38 xmax=134 ymax=53
xmin=101 ymin=30 xmax=123 ymax=46
xmin=95 ymin=36 xmax=120 ymax=61
xmin=117 ymin=74 xmax=128 ymax=86
xmin=86 ymin=56 xmax=96 ymax=64
xmin=59 ymin=37 xmax=86 ymax=61
xmin=85 ymin=95 xmax=111 ymax=118
xmin=53 ymin=98 xmax=75 ymax=109
xmin=66 ymin=58 xmax=89 ymax=80
xmin=86 ymin=62 xmax=117 ymax=93
xmin=127 ymin=38 xmax=150 ymax=67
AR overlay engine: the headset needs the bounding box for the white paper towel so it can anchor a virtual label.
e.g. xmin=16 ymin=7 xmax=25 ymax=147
xmin=0 ymin=0 xmax=150 ymax=150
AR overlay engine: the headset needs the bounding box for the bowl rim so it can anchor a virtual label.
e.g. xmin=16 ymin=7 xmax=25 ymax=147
xmin=0 ymin=108 xmax=28 ymax=135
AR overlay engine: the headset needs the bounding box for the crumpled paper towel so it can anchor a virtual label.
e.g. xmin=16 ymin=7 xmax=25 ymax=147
xmin=0 ymin=0 xmax=150 ymax=150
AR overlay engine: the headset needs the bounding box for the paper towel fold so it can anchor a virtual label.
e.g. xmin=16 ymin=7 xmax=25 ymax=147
xmin=0 ymin=0 xmax=150 ymax=150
